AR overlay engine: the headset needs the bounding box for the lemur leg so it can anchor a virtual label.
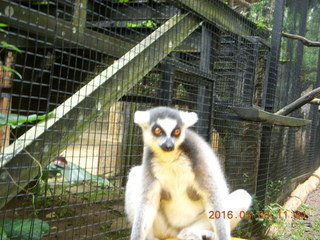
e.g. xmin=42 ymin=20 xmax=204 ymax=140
xmin=125 ymin=166 xmax=161 ymax=240
xmin=177 ymin=189 xmax=251 ymax=239
xmin=125 ymin=166 xmax=143 ymax=224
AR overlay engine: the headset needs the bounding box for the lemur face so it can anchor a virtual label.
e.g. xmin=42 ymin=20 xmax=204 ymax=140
xmin=134 ymin=107 xmax=198 ymax=154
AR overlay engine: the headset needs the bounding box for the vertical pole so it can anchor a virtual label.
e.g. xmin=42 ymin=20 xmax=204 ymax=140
xmin=256 ymin=0 xmax=285 ymax=204
xmin=160 ymin=57 xmax=174 ymax=106
xmin=243 ymin=37 xmax=260 ymax=106
xmin=198 ymin=24 xmax=212 ymax=140
xmin=262 ymin=1 xmax=285 ymax=111
xmin=292 ymin=0 xmax=309 ymax=100
xmin=73 ymin=0 xmax=88 ymax=33
xmin=311 ymin=50 xmax=320 ymax=168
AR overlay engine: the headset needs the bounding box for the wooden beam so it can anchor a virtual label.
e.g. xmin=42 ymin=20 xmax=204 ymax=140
xmin=232 ymin=106 xmax=311 ymax=127
xmin=0 ymin=1 xmax=131 ymax=58
xmin=0 ymin=13 xmax=201 ymax=209
xmin=172 ymin=0 xmax=256 ymax=36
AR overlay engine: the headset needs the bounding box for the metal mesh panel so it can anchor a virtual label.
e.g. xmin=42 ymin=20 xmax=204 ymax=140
xmin=0 ymin=0 xmax=319 ymax=239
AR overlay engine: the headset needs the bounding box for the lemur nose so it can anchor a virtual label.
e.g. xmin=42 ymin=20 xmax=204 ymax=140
xmin=161 ymin=138 xmax=174 ymax=152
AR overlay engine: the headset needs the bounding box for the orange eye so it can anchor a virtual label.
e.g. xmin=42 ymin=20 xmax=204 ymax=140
xmin=153 ymin=127 xmax=162 ymax=135
xmin=173 ymin=128 xmax=181 ymax=136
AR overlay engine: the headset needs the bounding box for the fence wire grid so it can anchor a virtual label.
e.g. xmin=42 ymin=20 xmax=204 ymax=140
xmin=0 ymin=0 xmax=319 ymax=239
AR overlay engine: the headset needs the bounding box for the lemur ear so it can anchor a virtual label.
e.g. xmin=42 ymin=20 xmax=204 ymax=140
xmin=179 ymin=111 xmax=198 ymax=128
xmin=134 ymin=110 xmax=150 ymax=128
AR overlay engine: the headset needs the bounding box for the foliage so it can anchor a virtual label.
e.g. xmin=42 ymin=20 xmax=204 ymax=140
xmin=0 ymin=23 xmax=8 ymax=33
xmin=265 ymin=177 xmax=287 ymax=203
xmin=0 ymin=218 xmax=49 ymax=240
xmin=0 ymin=41 xmax=22 ymax=54
xmin=236 ymin=197 xmax=289 ymax=239
xmin=36 ymin=1 xmax=49 ymax=5
xmin=246 ymin=0 xmax=272 ymax=29
xmin=126 ymin=20 xmax=156 ymax=28
xmin=0 ymin=24 xmax=22 ymax=79
xmin=269 ymin=204 xmax=320 ymax=240
xmin=0 ymin=227 xmax=9 ymax=240
xmin=237 ymin=196 xmax=319 ymax=240
xmin=281 ymin=2 xmax=320 ymax=84
xmin=0 ymin=112 xmax=54 ymax=129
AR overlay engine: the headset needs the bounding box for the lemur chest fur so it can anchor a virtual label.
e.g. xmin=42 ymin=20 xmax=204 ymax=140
xmin=152 ymin=151 xmax=198 ymax=194
xmin=151 ymin=151 xmax=204 ymax=224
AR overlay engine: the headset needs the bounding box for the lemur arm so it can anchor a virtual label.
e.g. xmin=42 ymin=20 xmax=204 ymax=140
xmin=196 ymin=154 xmax=231 ymax=240
xmin=130 ymin=168 xmax=161 ymax=240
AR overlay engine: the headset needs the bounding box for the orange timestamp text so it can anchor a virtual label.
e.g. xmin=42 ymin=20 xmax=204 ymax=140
xmin=208 ymin=210 xmax=305 ymax=220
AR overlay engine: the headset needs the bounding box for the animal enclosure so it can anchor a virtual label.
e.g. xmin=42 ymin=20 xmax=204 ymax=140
xmin=0 ymin=0 xmax=319 ymax=239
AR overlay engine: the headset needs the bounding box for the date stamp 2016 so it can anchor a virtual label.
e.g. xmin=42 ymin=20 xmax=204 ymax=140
xmin=208 ymin=210 xmax=306 ymax=220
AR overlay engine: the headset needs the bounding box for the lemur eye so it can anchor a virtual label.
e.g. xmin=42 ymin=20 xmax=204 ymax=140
xmin=153 ymin=127 xmax=162 ymax=135
xmin=173 ymin=128 xmax=181 ymax=136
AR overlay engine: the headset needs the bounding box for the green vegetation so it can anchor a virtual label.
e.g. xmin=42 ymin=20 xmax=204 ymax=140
xmin=246 ymin=0 xmax=272 ymax=29
xmin=0 ymin=23 xmax=22 ymax=79
xmin=0 ymin=112 xmax=54 ymax=129
xmin=0 ymin=218 xmax=49 ymax=240
xmin=268 ymin=204 xmax=320 ymax=240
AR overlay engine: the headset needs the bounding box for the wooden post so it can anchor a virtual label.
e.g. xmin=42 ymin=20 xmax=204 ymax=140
xmin=160 ymin=58 xmax=174 ymax=106
xmin=73 ymin=0 xmax=88 ymax=33
xmin=0 ymin=51 xmax=14 ymax=151
xmin=256 ymin=0 xmax=285 ymax=204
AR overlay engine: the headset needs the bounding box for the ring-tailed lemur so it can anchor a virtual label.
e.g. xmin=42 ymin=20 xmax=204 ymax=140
xmin=125 ymin=106 xmax=251 ymax=240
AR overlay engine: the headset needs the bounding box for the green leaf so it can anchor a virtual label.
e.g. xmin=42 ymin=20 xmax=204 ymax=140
xmin=36 ymin=1 xmax=49 ymax=5
xmin=2 ymin=65 xmax=22 ymax=79
xmin=1 ymin=41 xmax=22 ymax=53
xmin=0 ymin=22 xmax=7 ymax=35
xmin=143 ymin=20 xmax=156 ymax=28
xmin=0 ymin=23 xmax=8 ymax=33
xmin=0 ymin=112 xmax=54 ymax=128
xmin=126 ymin=20 xmax=156 ymax=28
xmin=1 ymin=218 xmax=49 ymax=240
xmin=0 ymin=226 xmax=9 ymax=240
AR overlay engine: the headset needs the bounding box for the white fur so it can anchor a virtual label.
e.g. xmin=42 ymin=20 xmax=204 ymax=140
xmin=134 ymin=111 xmax=150 ymax=129
xmin=157 ymin=118 xmax=178 ymax=135
xmin=179 ymin=111 xmax=198 ymax=128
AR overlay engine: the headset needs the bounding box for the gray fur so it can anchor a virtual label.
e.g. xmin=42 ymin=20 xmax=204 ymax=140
xmin=149 ymin=106 xmax=183 ymax=126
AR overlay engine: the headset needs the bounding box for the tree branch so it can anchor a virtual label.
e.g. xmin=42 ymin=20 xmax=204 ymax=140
xmin=267 ymin=28 xmax=320 ymax=47
xmin=275 ymin=87 xmax=320 ymax=115
xmin=282 ymin=32 xmax=320 ymax=47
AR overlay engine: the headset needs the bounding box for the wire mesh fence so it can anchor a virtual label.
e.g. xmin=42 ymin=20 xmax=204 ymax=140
xmin=0 ymin=0 xmax=319 ymax=239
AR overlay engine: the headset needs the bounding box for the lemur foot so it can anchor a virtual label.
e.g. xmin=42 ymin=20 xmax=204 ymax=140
xmin=177 ymin=229 xmax=215 ymax=240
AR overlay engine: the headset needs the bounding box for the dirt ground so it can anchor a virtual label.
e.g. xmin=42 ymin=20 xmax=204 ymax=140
xmin=301 ymin=185 xmax=320 ymax=239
